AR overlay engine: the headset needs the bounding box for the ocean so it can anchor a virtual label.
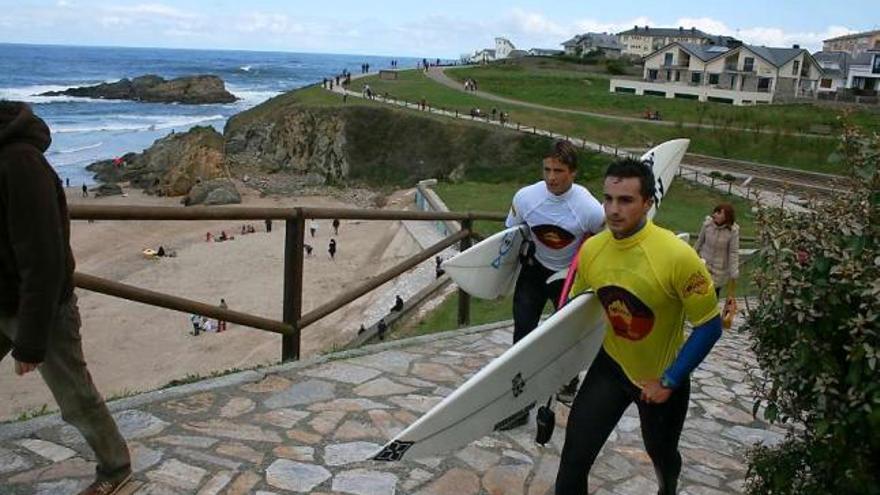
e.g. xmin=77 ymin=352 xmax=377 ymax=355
xmin=0 ymin=43 xmax=419 ymax=185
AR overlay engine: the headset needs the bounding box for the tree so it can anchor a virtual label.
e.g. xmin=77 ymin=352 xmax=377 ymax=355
xmin=744 ymin=124 xmax=879 ymax=494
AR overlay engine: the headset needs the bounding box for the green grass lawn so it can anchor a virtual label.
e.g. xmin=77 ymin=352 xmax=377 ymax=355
xmin=445 ymin=62 xmax=880 ymax=135
xmin=347 ymin=71 xmax=843 ymax=173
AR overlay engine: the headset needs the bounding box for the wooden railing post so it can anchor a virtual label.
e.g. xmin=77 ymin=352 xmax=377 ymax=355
xmin=457 ymin=218 xmax=473 ymax=327
xmin=282 ymin=212 xmax=305 ymax=361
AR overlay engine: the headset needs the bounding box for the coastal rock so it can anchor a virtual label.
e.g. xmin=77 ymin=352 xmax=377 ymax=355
xmin=39 ymin=74 xmax=236 ymax=104
xmin=92 ymin=183 xmax=123 ymax=197
xmin=87 ymin=126 xmax=226 ymax=197
xmin=185 ymin=179 xmax=241 ymax=206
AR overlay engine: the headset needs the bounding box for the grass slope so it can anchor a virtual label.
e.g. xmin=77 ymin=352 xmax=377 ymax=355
xmin=348 ymin=69 xmax=847 ymax=173
xmin=446 ymin=61 xmax=879 ymax=135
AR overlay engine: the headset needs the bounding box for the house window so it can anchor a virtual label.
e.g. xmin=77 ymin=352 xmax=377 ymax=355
xmin=820 ymin=78 xmax=832 ymax=88
xmin=664 ymin=53 xmax=673 ymax=65
xmin=648 ymin=69 xmax=658 ymax=80
xmin=792 ymin=60 xmax=800 ymax=76
xmin=675 ymin=71 xmax=681 ymax=82
xmin=709 ymin=73 xmax=720 ymax=85
xmin=666 ymin=70 xmax=672 ymax=81
xmin=692 ymin=72 xmax=702 ymax=84
xmin=758 ymin=77 xmax=772 ymax=91
xmin=743 ymin=57 xmax=754 ymax=72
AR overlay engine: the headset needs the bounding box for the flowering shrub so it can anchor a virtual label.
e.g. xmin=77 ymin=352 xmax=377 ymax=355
xmin=744 ymin=125 xmax=879 ymax=494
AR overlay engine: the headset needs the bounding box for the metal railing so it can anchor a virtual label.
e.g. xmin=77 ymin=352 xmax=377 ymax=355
xmin=69 ymin=205 xmax=505 ymax=362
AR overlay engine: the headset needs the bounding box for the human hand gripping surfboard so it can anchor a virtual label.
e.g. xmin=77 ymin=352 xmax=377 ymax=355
xmin=373 ymin=138 xmax=689 ymax=462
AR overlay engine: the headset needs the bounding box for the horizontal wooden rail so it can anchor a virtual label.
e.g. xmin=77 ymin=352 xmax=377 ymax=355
xmin=69 ymin=204 xmax=506 ymax=222
xmin=74 ymin=272 xmax=293 ymax=335
xmin=298 ymin=229 xmax=470 ymax=328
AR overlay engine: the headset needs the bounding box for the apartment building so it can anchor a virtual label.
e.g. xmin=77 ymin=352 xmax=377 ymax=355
xmin=617 ymin=26 xmax=736 ymax=57
xmin=823 ymin=30 xmax=880 ymax=57
xmin=609 ymin=42 xmax=822 ymax=105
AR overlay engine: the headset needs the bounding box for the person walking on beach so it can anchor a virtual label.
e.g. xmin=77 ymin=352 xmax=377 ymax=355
xmin=217 ymin=298 xmax=228 ymax=332
xmin=332 ymin=218 xmax=340 ymax=235
xmin=81 ymin=182 xmax=88 ymax=197
xmin=265 ymin=219 xmax=272 ymax=233
xmin=555 ymin=158 xmax=722 ymax=495
xmin=0 ymin=101 xmax=132 ymax=495
xmin=328 ymin=238 xmax=337 ymax=260
xmin=501 ymin=139 xmax=604 ymax=428
xmin=190 ymin=313 xmax=201 ymax=336
xmin=309 ymin=219 xmax=319 ymax=238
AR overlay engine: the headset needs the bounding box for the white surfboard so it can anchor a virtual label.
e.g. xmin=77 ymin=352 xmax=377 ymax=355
xmin=374 ymin=138 xmax=690 ymax=462
xmin=440 ymin=225 xmax=527 ymax=300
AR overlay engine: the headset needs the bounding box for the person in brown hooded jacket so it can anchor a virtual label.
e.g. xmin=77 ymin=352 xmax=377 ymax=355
xmin=0 ymin=101 xmax=132 ymax=494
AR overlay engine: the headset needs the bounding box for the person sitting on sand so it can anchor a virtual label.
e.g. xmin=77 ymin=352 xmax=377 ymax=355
xmin=218 ymin=231 xmax=228 ymax=242
xmin=206 ymin=232 xmax=213 ymax=242
xmin=157 ymin=246 xmax=165 ymax=257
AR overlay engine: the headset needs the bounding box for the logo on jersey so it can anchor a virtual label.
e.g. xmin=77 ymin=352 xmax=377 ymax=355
xmin=531 ymin=224 xmax=576 ymax=250
xmin=683 ymin=272 xmax=710 ymax=297
xmin=596 ymin=286 xmax=655 ymax=341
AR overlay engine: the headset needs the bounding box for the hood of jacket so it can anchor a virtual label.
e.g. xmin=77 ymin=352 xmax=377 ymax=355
xmin=0 ymin=101 xmax=51 ymax=153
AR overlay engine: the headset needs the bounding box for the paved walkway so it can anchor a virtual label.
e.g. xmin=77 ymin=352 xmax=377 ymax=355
xmin=1 ymin=311 xmax=784 ymax=494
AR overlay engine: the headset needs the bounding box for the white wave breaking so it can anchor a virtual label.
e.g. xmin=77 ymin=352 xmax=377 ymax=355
xmin=51 ymin=114 xmax=226 ymax=134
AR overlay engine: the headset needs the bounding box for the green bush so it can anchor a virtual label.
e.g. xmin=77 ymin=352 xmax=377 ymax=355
xmin=744 ymin=124 xmax=880 ymax=494
xmin=605 ymin=59 xmax=627 ymax=75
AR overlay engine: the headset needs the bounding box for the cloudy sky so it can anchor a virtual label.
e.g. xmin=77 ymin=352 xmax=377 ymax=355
xmin=0 ymin=0 xmax=874 ymax=57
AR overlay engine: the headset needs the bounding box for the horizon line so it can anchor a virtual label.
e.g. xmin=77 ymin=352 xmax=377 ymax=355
xmin=0 ymin=41 xmax=455 ymax=61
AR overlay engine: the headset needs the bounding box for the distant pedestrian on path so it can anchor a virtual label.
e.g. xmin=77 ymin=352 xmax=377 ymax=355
xmin=332 ymin=218 xmax=340 ymax=235
xmin=81 ymin=183 xmax=88 ymax=197
xmin=265 ymin=219 xmax=272 ymax=233
xmin=377 ymin=318 xmax=387 ymax=340
xmin=309 ymin=219 xmax=319 ymax=238
xmin=328 ymin=238 xmax=337 ymax=259
xmin=435 ymin=256 xmax=445 ymax=278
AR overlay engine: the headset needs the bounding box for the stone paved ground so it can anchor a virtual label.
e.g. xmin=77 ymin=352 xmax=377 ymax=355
xmin=0 ymin=314 xmax=784 ymax=494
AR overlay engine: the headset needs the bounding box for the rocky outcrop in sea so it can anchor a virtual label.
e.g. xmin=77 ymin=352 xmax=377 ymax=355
xmin=40 ymin=74 xmax=237 ymax=104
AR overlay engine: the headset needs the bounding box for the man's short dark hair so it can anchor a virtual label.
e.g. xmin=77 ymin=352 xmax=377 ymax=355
xmin=605 ymin=158 xmax=656 ymax=200
xmin=546 ymin=139 xmax=578 ymax=170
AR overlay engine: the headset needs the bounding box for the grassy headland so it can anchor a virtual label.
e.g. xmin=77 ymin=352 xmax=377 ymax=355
xmin=347 ymin=67 xmax=856 ymax=174
xmin=445 ymin=58 xmax=879 ymax=134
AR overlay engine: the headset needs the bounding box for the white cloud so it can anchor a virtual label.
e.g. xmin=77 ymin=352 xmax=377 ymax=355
xmin=507 ymin=8 xmax=569 ymax=37
xmin=56 ymin=0 xmax=71 ymax=7
xmin=106 ymin=3 xmax=197 ymax=20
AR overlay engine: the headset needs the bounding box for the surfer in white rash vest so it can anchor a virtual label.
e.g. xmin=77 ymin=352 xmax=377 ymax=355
xmin=501 ymin=139 xmax=604 ymax=429
xmin=555 ymin=158 xmax=722 ymax=495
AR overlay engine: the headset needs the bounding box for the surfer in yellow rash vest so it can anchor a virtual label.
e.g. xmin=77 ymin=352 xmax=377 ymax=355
xmin=555 ymin=158 xmax=722 ymax=495
xmin=501 ymin=139 xmax=604 ymax=429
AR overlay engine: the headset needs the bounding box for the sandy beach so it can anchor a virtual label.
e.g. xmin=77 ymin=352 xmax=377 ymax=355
xmin=0 ymin=183 xmax=426 ymax=421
